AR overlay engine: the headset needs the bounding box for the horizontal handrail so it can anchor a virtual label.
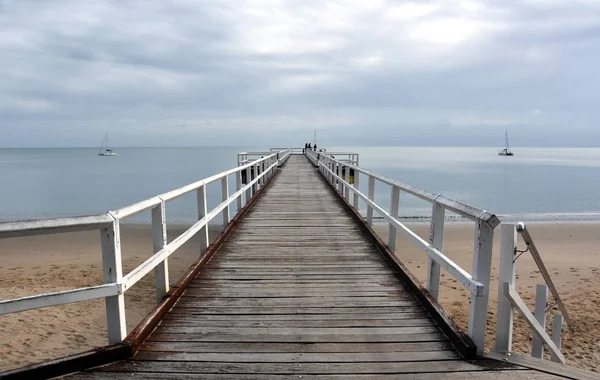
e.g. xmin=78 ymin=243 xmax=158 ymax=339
xmin=0 ymin=284 xmax=120 ymax=315
xmin=320 ymin=161 xmax=484 ymax=295
xmin=0 ymin=214 xmax=114 ymax=239
xmin=316 ymin=153 xmax=498 ymax=226
xmin=121 ymin=161 xmax=276 ymax=289
xmin=516 ymin=222 xmax=573 ymax=330
xmin=0 ymin=150 xmax=285 ymax=345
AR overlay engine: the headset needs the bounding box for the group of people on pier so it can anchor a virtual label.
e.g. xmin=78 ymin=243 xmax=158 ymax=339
xmin=304 ymin=142 xmax=318 ymax=153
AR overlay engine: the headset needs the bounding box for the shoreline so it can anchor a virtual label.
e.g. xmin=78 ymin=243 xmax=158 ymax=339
xmin=5 ymin=211 xmax=600 ymax=225
xmin=1 ymin=221 xmax=598 ymax=372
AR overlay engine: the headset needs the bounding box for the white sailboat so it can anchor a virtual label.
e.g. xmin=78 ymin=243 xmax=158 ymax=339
xmin=498 ymin=130 xmax=513 ymax=156
xmin=98 ymin=133 xmax=118 ymax=156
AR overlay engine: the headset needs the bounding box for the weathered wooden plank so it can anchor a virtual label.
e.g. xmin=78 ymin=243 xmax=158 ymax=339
xmin=159 ymin=318 xmax=435 ymax=328
xmin=155 ymin=326 xmax=439 ymax=335
xmin=200 ymin=268 xmax=390 ymax=273
xmin=176 ymin=298 xmax=418 ymax=308
xmin=195 ymin=274 xmax=399 ymax=280
xmin=188 ymin=283 xmax=399 ymax=289
xmin=133 ymin=350 xmax=461 ymax=362
xmin=162 ymin=312 xmax=429 ymax=321
xmin=166 ymin=306 xmax=425 ymax=315
xmin=139 ymin=341 xmax=452 ymax=353
xmin=181 ymin=290 xmax=410 ymax=298
xmin=205 ymin=264 xmax=387 ymax=269
xmin=98 ymin=359 xmax=521 ymax=374
xmin=147 ymin=332 xmax=446 ymax=343
xmin=70 ymin=371 xmax=565 ymax=380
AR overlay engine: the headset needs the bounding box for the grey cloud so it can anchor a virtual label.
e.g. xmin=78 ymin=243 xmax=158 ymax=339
xmin=1 ymin=0 xmax=600 ymax=147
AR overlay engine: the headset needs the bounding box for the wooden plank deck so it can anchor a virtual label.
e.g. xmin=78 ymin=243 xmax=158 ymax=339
xmin=69 ymin=155 xmax=567 ymax=379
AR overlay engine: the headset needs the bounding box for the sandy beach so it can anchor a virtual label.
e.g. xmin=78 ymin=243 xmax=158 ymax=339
xmin=0 ymin=224 xmax=223 ymax=372
xmin=0 ymin=221 xmax=598 ymax=372
xmin=374 ymin=222 xmax=600 ymax=372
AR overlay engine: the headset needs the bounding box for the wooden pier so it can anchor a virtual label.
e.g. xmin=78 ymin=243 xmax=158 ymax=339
xmin=62 ymin=156 xmax=570 ymax=379
xmin=2 ymin=151 xmax=596 ymax=379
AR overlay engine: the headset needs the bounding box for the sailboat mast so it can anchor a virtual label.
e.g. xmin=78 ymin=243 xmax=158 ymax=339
xmin=99 ymin=133 xmax=107 ymax=154
xmin=505 ymin=130 xmax=510 ymax=150
xmin=313 ymin=129 xmax=316 ymax=145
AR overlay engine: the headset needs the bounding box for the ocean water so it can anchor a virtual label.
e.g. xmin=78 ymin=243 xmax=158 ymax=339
xmin=1 ymin=147 xmax=599 ymax=223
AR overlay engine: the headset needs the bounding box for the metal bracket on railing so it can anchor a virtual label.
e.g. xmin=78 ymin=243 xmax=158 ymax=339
xmin=513 ymin=243 xmax=530 ymax=262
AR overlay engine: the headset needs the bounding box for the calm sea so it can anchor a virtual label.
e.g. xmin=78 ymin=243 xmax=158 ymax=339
xmin=1 ymin=147 xmax=599 ymax=223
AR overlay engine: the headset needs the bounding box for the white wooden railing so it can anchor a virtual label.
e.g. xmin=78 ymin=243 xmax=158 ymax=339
xmin=238 ymin=148 xmax=292 ymax=166
xmin=0 ymin=152 xmax=284 ymax=345
xmin=308 ymin=149 xmax=500 ymax=355
xmin=493 ymin=223 xmax=569 ymax=364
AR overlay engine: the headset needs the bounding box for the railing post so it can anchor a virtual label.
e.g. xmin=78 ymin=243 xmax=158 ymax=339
xmin=495 ymin=223 xmax=517 ymax=353
xmin=532 ymin=284 xmax=548 ymax=358
xmin=367 ymin=175 xmax=375 ymax=227
xmin=551 ymin=314 xmax=564 ymax=363
xmin=245 ymin=166 xmax=252 ymax=204
xmin=344 ymin=164 xmax=350 ymax=201
xmin=252 ymin=164 xmax=259 ymax=195
xmin=236 ymin=170 xmax=242 ymax=212
xmin=426 ymin=201 xmax=444 ymax=299
xmin=388 ymin=185 xmax=400 ymax=252
xmin=152 ymin=200 xmax=168 ymax=303
xmin=221 ymin=176 xmax=230 ymax=226
xmin=468 ymin=219 xmax=494 ymax=356
xmin=101 ymin=219 xmax=126 ymax=344
xmin=353 ymin=170 xmax=360 ymax=209
xmin=197 ymin=185 xmax=210 ymax=252
xmin=336 ymin=164 xmax=342 ymax=193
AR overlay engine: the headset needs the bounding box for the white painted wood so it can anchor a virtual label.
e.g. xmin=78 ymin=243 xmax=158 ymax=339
xmin=551 ymin=314 xmax=564 ymax=363
xmin=518 ymin=224 xmax=572 ymax=329
xmin=101 ymin=220 xmax=127 ymax=344
xmin=532 ymin=284 xmax=548 ymax=358
xmin=197 ymin=185 xmax=210 ymax=253
xmin=236 ymin=171 xmax=242 ymax=212
xmin=495 ymin=223 xmax=517 ymax=353
xmin=468 ymin=220 xmax=494 ymax=356
xmin=503 ymin=282 xmax=566 ymax=364
xmin=489 ymin=350 xmax=595 ymax=379
xmin=388 ymin=185 xmax=400 ymax=252
xmin=245 ymin=166 xmax=252 ymax=204
xmin=317 ymin=155 xmax=498 ymax=225
xmin=320 ymin=164 xmax=484 ymax=295
xmin=367 ymin=175 xmax=375 ymax=227
xmin=252 ymin=164 xmax=259 ymax=195
xmin=152 ymin=201 xmax=169 ymax=303
xmin=112 ymin=196 xmax=162 ymax=220
xmin=0 ymin=214 xmax=113 ymax=239
xmin=426 ymin=201 xmax=444 ymax=300
xmin=0 ymin=284 xmax=120 ymax=315
xmin=221 ymin=176 xmax=230 ymax=226
xmin=352 ymin=170 xmax=360 ymax=209
xmin=159 ymin=153 xmax=278 ymax=202
xmin=344 ymin=165 xmax=350 ymax=201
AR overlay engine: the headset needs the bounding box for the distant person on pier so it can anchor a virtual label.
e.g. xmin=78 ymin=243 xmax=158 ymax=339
xmin=308 ymin=143 xmax=312 ymax=149
xmin=313 ymin=144 xmax=317 ymax=151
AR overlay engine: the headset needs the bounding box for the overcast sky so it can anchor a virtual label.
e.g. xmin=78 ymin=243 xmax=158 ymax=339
xmin=1 ymin=0 xmax=600 ymax=147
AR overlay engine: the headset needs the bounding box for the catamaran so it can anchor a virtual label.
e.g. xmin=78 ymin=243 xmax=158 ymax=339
xmin=498 ymin=130 xmax=513 ymax=156
xmin=98 ymin=133 xmax=118 ymax=156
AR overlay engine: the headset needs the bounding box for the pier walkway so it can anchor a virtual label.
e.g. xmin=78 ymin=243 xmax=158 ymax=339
xmin=67 ymin=156 xmax=568 ymax=379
